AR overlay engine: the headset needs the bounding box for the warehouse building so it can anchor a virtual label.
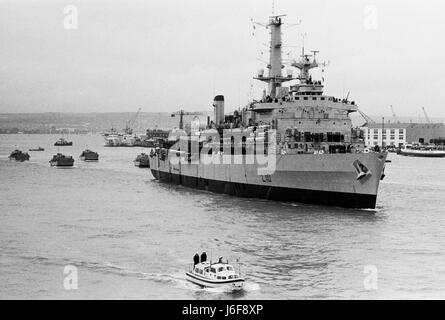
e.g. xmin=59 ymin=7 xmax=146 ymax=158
xmin=363 ymin=123 xmax=445 ymax=147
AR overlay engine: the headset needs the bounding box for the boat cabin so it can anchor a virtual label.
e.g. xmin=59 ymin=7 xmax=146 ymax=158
xmin=192 ymin=262 xmax=240 ymax=280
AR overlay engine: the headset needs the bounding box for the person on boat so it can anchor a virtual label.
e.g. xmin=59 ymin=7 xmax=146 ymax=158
xmin=200 ymin=252 xmax=207 ymax=263
xmin=193 ymin=253 xmax=199 ymax=266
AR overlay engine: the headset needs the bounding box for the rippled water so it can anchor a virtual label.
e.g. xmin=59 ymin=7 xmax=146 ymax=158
xmin=1 ymin=134 xmax=444 ymax=299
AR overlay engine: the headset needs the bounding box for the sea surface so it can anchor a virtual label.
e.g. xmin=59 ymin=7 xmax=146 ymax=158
xmin=1 ymin=134 xmax=444 ymax=299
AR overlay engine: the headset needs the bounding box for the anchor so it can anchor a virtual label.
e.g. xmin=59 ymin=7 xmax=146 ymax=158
xmin=353 ymin=160 xmax=372 ymax=180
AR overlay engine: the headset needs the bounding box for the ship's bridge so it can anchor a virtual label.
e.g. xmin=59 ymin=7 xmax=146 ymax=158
xmin=251 ymin=94 xmax=359 ymax=113
xmin=289 ymin=81 xmax=324 ymax=95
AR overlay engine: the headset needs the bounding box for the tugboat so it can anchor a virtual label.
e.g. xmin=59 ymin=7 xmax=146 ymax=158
xmin=80 ymin=149 xmax=99 ymax=161
xmin=9 ymin=150 xmax=30 ymax=161
xmin=134 ymin=153 xmax=150 ymax=168
xmin=29 ymin=146 xmax=44 ymax=151
xmin=54 ymin=138 xmax=73 ymax=146
xmin=49 ymin=153 xmax=74 ymax=167
xmin=186 ymin=252 xmax=244 ymax=290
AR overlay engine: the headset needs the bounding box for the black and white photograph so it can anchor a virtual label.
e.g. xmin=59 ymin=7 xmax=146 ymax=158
xmin=1 ymin=0 xmax=444 ymax=304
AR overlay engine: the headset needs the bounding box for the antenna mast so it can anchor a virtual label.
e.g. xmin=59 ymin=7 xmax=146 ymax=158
xmin=253 ymin=12 xmax=298 ymax=98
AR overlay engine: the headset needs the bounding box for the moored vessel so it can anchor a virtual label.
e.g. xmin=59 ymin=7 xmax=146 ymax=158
xmin=397 ymin=144 xmax=445 ymax=158
xmin=9 ymin=150 xmax=30 ymax=161
xmin=49 ymin=153 xmax=74 ymax=167
xmin=104 ymin=132 xmax=137 ymax=147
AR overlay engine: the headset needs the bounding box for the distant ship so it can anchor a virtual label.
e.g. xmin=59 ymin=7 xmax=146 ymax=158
xmin=134 ymin=129 xmax=170 ymax=147
xmin=49 ymin=153 xmax=74 ymax=167
xmin=54 ymin=138 xmax=73 ymax=146
xmin=29 ymin=146 xmax=44 ymax=151
xmin=398 ymin=144 xmax=445 ymax=158
xmin=9 ymin=150 xmax=30 ymax=162
xmin=103 ymin=127 xmax=137 ymax=147
xmin=103 ymin=109 xmax=141 ymax=147
xmin=148 ymin=13 xmax=387 ymax=209
xmin=80 ymin=149 xmax=99 ymax=161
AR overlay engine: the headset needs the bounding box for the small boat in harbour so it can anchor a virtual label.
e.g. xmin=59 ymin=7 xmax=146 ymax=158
xmin=54 ymin=138 xmax=73 ymax=146
xmin=134 ymin=153 xmax=150 ymax=168
xmin=397 ymin=144 xmax=445 ymax=158
xmin=49 ymin=153 xmax=74 ymax=167
xmin=29 ymin=146 xmax=44 ymax=151
xmin=80 ymin=149 xmax=99 ymax=161
xmin=186 ymin=252 xmax=245 ymax=290
xmin=9 ymin=150 xmax=30 ymax=161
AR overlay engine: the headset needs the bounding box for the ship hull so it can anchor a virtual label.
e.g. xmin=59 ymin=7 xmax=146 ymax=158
xmin=152 ymin=170 xmax=376 ymax=208
xmin=134 ymin=160 xmax=150 ymax=168
xmin=54 ymin=142 xmax=72 ymax=146
xmin=80 ymin=154 xmax=99 ymax=161
xmin=185 ymin=272 xmax=244 ymax=289
xmin=149 ymin=152 xmax=387 ymax=209
xmin=398 ymin=150 xmax=445 ymax=158
xmin=50 ymin=160 xmax=74 ymax=167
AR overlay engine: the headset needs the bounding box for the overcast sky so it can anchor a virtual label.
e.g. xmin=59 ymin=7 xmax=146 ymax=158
xmin=0 ymin=0 xmax=444 ymax=118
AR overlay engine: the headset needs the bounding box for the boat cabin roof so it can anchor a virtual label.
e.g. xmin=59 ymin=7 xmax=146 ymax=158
xmin=194 ymin=262 xmax=236 ymax=274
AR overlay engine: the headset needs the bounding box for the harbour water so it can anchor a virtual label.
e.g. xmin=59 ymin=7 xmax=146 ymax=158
xmin=1 ymin=134 xmax=444 ymax=299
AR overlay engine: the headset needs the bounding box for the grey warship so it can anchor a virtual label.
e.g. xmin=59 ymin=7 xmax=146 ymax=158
xmin=149 ymin=14 xmax=387 ymax=209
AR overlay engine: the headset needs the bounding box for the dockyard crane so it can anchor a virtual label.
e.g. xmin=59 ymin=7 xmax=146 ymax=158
xmin=128 ymin=108 xmax=141 ymax=128
xmin=357 ymin=109 xmax=376 ymax=127
xmin=171 ymin=110 xmax=204 ymax=130
xmin=390 ymin=105 xmax=399 ymax=123
xmin=124 ymin=107 xmax=141 ymax=134
xmin=422 ymin=107 xmax=431 ymax=124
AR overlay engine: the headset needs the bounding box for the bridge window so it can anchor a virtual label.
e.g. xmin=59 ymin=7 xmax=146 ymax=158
xmin=218 ymin=267 xmax=224 ymax=272
xmin=304 ymin=97 xmax=308 ymax=100
xmin=312 ymin=97 xmax=317 ymax=100
xmin=210 ymin=268 xmax=216 ymax=273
